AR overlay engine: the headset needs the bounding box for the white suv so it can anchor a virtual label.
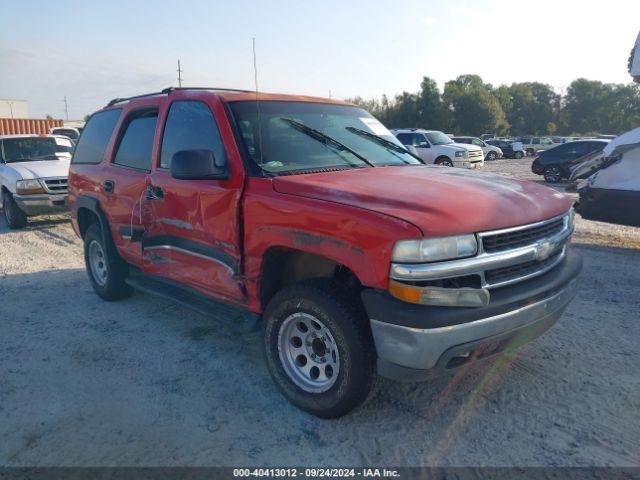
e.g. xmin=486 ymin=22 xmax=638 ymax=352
xmin=451 ymin=136 xmax=503 ymax=161
xmin=391 ymin=129 xmax=484 ymax=168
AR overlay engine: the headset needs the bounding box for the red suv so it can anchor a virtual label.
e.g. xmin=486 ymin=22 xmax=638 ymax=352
xmin=68 ymin=87 xmax=582 ymax=417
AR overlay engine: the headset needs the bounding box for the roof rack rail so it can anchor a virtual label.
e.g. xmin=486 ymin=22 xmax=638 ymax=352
xmin=160 ymin=86 xmax=254 ymax=94
xmin=106 ymin=86 xmax=254 ymax=107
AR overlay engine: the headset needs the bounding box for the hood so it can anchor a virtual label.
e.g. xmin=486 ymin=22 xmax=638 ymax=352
xmin=273 ymin=165 xmax=571 ymax=236
xmin=449 ymin=142 xmax=483 ymax=153
xmin=6 ymin=158 xmax=71 ymax=180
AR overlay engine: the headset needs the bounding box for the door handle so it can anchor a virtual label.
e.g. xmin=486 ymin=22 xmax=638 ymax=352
xmin=103 ymin=180 xmax=115 ymax=193
xmin=146 ymin=185 xmax=164 ymax=200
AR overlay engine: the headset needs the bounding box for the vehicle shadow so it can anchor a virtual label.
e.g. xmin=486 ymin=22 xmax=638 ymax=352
xmin=0 ymin=208 xmax=70 ymax=235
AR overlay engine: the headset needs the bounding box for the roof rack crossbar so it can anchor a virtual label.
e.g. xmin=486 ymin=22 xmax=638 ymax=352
xmin=106 ymin=86 xmax=254 ymax=107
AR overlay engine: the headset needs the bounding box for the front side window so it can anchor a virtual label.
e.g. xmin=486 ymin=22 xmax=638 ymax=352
xmin=71 ymin=109 xmax=121 ymax=164
xmin=229 ymin=101 xmax=419 ymax=175
xmin=160 ymin=100 xmax=227 ymax=169
xmin=1 ymin=137 xmax=73 ymax=164
xmin=471 ymin=138 xmax=484 ymax=147
xmin=113 ymin=109 xmax=158 ymax=171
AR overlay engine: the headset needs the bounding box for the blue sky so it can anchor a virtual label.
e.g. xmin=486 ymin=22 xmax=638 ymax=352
xmin=1 ymin=0 xmax=638 ymax=119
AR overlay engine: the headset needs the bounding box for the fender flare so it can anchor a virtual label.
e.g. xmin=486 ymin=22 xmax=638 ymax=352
xmin=75 ymin=195 xmax=117 ymax=252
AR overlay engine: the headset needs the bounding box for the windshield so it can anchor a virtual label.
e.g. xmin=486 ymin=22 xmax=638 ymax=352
xmin=229 ymin=101 xmax=420 ymax=174
xmin=1 ymin=137 xmax=73 ymax=163
xmin=426 ymin=131 xmax=454 ymax=145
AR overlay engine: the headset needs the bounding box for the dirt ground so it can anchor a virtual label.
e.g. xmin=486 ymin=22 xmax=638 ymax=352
xmin=1 ymin=158 xmax=639 ymax=467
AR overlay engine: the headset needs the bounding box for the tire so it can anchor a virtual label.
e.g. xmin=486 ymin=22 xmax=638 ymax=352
xmin=486 ymin=151 xmax=497 ymax=161
xmin=515 ymin=151 xmax=524 ymax=159
xmin=83 ymin=223 xmax=133 ymax=301
xmin=2 ymin=191 xmax=28 ymax=229
xmin=526 ymin=148 xmax=535 ymax=157
xmin=435 ymin=157 xmax=454 ymax=167
xmin=263 ymin=279 xmax=376 ymax=418
xmin=543 ymin=165 xmax=563 ymax=183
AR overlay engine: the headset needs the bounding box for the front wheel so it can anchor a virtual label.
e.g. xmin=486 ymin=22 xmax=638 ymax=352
xmin=515 ymin=151 xmax=524 ymax=159
xmin=544 ymin=165 xmax=563 ymax=183
xmin=263 ymin=280 xmax=376 ymax=418
xmin=486 ymin=151 xmax=497 ymax=161
xmin=83 ymin=223 xmax=133 ymax=301
xmin=526 ymin=148 xmax=535 ymax=157
xmin=435 ymin=157 xmax=454 ymax=167
xmin=2 ymin=191 xmax=28 ymax=229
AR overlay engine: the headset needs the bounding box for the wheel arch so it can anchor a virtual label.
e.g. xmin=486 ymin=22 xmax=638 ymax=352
xmin=259 ymin=247 xmax=363 ymax=310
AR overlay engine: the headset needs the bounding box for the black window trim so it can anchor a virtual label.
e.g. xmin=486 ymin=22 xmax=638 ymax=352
xmin=71 ymin=107 xmax=123 ymax=165
xmin=110 ymin=106 xmax=159 ymax=173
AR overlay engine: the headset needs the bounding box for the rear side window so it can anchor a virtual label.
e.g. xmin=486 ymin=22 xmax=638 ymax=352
xmin=160 ymin=100 xmax=227 ymax=169
xmin=396 ymin=133 xmax=426 ymax=146
xmin=113 ymin=109 xmax=158 ymax=171
xmin=71 ymin=109 xmax=121 ymax=164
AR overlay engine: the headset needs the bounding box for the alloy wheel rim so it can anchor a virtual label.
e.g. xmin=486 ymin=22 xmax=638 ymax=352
xmin=278 ymin=312 xmax=340 ymax=393
xmin=546 ymin=167 xmax=561 ymax=182
xmin=88 ymin=240 xmax=108 ymax=286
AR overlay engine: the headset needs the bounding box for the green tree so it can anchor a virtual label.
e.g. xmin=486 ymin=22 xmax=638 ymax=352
xmin=443 ymin=75 xmax=508 ymax=135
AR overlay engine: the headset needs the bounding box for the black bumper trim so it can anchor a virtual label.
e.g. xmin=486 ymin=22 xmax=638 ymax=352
xmin=361 ymin=249 xmax=582 ymax=330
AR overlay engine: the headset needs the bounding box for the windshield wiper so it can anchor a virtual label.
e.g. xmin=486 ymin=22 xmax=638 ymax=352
xmin=345 ymin=126 xmax=416 ymax=164
xmin=280 ymin=117 xmax=376 ymax=168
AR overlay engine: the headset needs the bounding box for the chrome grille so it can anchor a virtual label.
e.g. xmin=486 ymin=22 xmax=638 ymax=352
xmin=482 ymin=217 xmax=564 ymax=253
xmin=41 ymin=177 xmax=68 ymax=194
xmin=468 ymin=150 xmax=484 ymax=160
xmin=485 ymin=250 xmax=564 ymax=286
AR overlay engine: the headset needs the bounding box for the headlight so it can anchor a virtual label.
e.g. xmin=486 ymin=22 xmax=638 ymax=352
xmin=16 ymin=179 xmax=44 ymax=195
xmin=392 ymin=235 xmax=478 ymax=263
xmin=455 ymin=150 xmax=467 ymax=158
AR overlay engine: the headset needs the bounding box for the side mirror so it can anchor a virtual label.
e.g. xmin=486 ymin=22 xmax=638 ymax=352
xmin=170 ymin=149 xmax=228 ymax=180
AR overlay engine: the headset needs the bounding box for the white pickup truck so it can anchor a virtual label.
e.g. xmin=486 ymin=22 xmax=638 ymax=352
xmin=0 ymin=134 xmax=72 ymax=228
xmin=391 ymin=129 xmax=485 ymax=168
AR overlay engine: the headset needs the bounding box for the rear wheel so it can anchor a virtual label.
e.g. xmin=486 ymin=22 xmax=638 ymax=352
xmin=526 ymin=148 xmax=535 ymax=157
xmin=543 ymin=165 xmax=563 ymax=183
xmin=83 ymin=223 xmax=133 ymax=301
xmin=2 ymin=191 xmax=27 ymax=229
xmin=263 ymin=279 xmax=376 ymax=418
xmin=515 ymin=151 xmax=524 ymax=159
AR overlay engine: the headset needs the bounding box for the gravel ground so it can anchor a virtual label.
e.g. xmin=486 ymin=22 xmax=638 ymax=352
xmin=1 ymin=158 xmax=639 ymax=467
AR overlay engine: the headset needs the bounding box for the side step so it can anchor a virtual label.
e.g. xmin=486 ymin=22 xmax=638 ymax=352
xmin=125 ymin=270 xmax=259 ymax=332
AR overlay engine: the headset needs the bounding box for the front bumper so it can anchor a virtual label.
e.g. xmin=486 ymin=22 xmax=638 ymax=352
xmin=531 ymin=160 xmax=544 ymax=174
xmin=13 ymin=193 xmax=68 ymax=216
xmin=362 ymin=250 xmax=582 ymax=381
xmin=455 ymin=159 xmax=484 ymax=169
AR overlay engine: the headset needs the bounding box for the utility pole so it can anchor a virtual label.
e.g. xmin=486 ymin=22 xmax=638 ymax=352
xmin=177 ymin=59 xmax=183 ymax=88
xmin=63 ymin=96 xmax=69 ymax=121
